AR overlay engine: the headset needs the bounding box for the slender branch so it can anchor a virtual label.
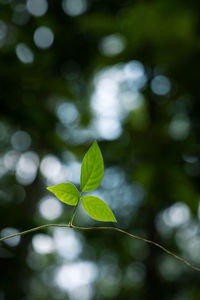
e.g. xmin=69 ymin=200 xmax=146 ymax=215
xmin=72 ymin=225 xmax=200 ymax=272
xmin=0 ymin=224 xmax=70 ymax=242
xmin=0 ymin=223 xmax=200 ymax=272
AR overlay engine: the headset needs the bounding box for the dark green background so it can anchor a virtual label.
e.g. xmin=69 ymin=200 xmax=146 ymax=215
xmin=0 ymin=0 xmax=200 ymax=299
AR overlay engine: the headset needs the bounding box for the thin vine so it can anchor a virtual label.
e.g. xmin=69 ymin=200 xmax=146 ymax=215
xmin=0 ymin=223 xmax=200 ymax=272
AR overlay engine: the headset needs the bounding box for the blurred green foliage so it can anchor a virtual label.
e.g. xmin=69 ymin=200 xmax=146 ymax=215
xmin=0 ymin=0 xmax=200 ymax=299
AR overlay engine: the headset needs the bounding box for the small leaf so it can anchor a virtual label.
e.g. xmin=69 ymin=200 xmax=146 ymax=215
xmin=81 ymin=140 xmax=104 ymax=192
xmin=47 ymin=183 xmax=80 ymax=206
xmin=82 ymin=195 xmax=117 ymax=222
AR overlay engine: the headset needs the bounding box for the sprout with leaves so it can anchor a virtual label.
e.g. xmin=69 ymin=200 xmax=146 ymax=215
xmin=47 ymin=140 xmax=117 ymax=224
xmin=1 ymin=141 xmax=199 ymax=272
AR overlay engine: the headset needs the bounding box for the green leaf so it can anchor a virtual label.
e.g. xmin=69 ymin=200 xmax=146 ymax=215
xmin=47 ymin=183 xmax=80 ymax=206
xmin=82 ymin=195 xmax=117 ymax=222
xmin=81 ymin=140 xmax=104 ymax=192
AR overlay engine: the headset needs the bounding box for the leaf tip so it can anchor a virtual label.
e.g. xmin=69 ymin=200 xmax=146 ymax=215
xmin=46 ymin=186 xmax=52 ymax=192
xmin=110 ymin=214 xmax=117 ymax=223
xmin=93 ymin=139 xmax=100 ymax=147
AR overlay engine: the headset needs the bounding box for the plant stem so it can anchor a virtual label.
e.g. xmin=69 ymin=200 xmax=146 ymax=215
xmin=68 ymin=195 xmax=81 ymax=226
xmin=0 ymin=223 xmax=200 ymax=272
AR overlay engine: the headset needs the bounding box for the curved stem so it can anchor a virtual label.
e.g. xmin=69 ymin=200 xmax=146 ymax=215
xmin=72 ymin=225 xmax=200 ymax=272
xmin=0 ymin=223 xmax=200 ymax=272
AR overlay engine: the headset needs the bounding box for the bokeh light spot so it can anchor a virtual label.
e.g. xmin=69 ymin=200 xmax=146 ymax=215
xmin=11 ymin=130 xmax=31 ymax=151
xmin=62 ymin=0 xmax=87 ymax=17
xmin=95 ymin=117 xmax=122 ymax=140
xmin=151 ymin=75 xmax=171 ymax=96
xmin=4 ymin=150 xmax=20 ymax=170
xmin=57 ymin=102 xmax=79 ymax=126
xmin=1 ymin=227 xmax=21 ymax=247
xmin=91 ymin=61 xmax=146 ymax=140
xmin=32 ymin=234 xmax=54 ymax=254
xmin=39 ymin=196 xmax=63 ymax=220
xmin=159 ymin=256 xmax=182 ymax=281
xmin=40 ymin=154 xmax=68 ymax=184
xmin=53 ymin=228 xmax=82 ymax=260
xmin=99 ymin=34 xmax=125 ymax=56
xmin=55 ymin=261 xmax=98 ymax=290
xmin=16 ymin=43 xmax=34 ymax=64
xmin=26 ymin=0 xmax=48 ymax=17
xmin=162 ymin=202 xmax=190 ymax=228
xmin=16 ymin=151 xmax=39 ymax=185
xmin=33 ymin=26 xmax=54 ymax=49
xmin=169 ymin=114 xmax=190 ymax=140
xmin=125 ymin=262 xmax=146 ymax=288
